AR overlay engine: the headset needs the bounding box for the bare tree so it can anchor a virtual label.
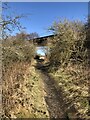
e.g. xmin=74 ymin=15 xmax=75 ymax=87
xmin=26 ymin=32 xmax=39 ymax=40
xmin=1 ymin=3 xmax=26 ymax=40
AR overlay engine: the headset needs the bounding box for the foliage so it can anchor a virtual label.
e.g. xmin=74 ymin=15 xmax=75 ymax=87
xmin=48 ymin=19 xmax=88 ymax=71
xmin=2 ymin=32 xmax=35 ymax=68
xmin=2 ymin=3 xmax=45 ymax=119
xmin=51 ymin=64 xmax=89 ymax=119
xmin=47 ymin=19 xmax=89 ymax=119
xmin=2 ymin=63 xmax=49 ymax=118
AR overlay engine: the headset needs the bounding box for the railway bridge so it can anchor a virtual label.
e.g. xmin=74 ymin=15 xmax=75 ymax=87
xmin=30 ymin=34 xmax=56 ymax=61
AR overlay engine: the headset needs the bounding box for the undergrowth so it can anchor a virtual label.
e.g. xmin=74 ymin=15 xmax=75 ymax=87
xmin=50 ymin=64 xmax=89 ymax=119
xmin=2 ymin=61 xmax=49 ymax=118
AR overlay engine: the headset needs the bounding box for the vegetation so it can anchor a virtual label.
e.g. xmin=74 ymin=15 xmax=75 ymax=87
xmin=2 ymin=62 xmax=49 ymax=118
xmin=1 ymin=3 xmax=90 ymax=119
xmin=48 ymin=19 xmax=88 ymax=71
xmin=2 ymin=32 xmax=35 ymax=68
xmin=2 ymin=3 xmax=49 ymax=119
xmin=47 ymin=19 xmax=89 ymax=119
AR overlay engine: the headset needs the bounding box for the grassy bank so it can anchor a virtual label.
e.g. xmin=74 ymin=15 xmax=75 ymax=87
xmin=2 ymin=61 xmax=49 ymax=118
xmin=2 ymin=34 xmax=49 ymax=118
xmin=50 ymin=64 xmax=89 ymax=119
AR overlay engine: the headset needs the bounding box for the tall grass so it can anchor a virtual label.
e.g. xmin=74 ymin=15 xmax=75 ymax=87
xmin=2 ymin=36 xmax=35 ymax=118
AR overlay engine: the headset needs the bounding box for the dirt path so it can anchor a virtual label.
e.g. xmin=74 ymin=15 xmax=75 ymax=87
xmin=35 ymin=62 xmax=82 ymax=119
xmin=36 ymin=66 xmax=70 ymax=119
xmin=41 ymin=72 xmax=66 ymax=118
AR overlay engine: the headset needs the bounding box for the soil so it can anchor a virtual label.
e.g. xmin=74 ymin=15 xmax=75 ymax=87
xmin=35 ymin=64 xmax=71 ymax=119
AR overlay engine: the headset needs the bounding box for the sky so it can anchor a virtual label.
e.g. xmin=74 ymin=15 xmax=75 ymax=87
xmin=4 ymin=2 xmax=88 ymax=37
xmin=3 ymin=2 xmax=88 ymax=55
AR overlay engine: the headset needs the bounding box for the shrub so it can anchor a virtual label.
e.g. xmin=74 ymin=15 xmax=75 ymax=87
xmin=2 ymin=33 xmax=35 ymax=68
xmin=48 ymin=19 xmax=88 ymax=71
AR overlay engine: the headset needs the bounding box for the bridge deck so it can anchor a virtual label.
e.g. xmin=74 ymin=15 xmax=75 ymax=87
xmin=32 ymin=34 xmax=56 ymax=46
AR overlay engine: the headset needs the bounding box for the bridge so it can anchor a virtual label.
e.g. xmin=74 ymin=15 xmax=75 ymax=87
xmin=32 ymin=34 xmax=56 ymax=46
xmin=30 ymin=34 xmax=56 ymax=62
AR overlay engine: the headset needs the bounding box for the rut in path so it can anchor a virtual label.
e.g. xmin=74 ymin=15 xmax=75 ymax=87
xmin=35 ymin=61 xmax=85 ymax=120
xmin=41 ymin=73 xmax=66 ymax=118
xmin=35 ymin=62 xmax=83 ymax=119
xmin=37 ymin=67 xmax=72 ymax=119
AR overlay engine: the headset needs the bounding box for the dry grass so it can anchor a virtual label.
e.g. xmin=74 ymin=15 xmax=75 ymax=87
xmin=2 ymin=61 xmax=49 ymax=118
xmin=2 ymin=62 xmax=30 ymax=118
xmin=50 ymin=64 xmax=90 ymax=119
